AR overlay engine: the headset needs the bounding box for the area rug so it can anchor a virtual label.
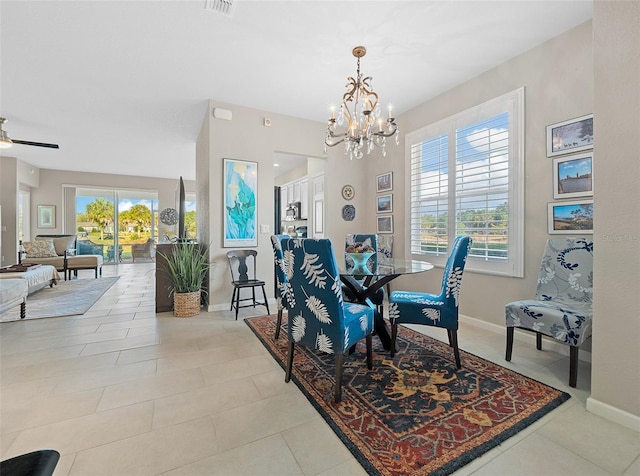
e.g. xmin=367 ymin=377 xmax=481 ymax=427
xmin=1 ymin=277 xmax=119 ymax=322
xmin=246 ymin=314 xmax=571 ymax=476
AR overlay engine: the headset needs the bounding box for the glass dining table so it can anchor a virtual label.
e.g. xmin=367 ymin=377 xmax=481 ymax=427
xmin=338 ymin=257 xmax=434 ymax=350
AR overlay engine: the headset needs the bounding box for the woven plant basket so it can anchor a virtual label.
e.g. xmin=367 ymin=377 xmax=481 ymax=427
xmin=173 ymin=290 xmax=201 ymax=317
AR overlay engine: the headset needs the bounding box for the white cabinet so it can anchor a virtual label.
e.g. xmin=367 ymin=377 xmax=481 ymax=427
xmin=281 ymin=176 xmax=310 ymax=219
xmin=300 ymin=179 xmax=308 ymax=219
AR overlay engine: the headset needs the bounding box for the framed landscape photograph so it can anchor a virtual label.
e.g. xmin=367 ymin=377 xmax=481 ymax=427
xmin=546 ymin=113 xmax=593 ymax=157
xmin=547 ymin=200 xmax=593 ymax=234
xmin=553 ymin=152 xmax=593 ymax=199
xmin=223 ymin=158 xmax=258 ymax=247
xmin=376 ymin=172 xmax=393 ymax=193
xmin=376 ymin=194 xmax=393 ymax=213
xmin=376 ymin=215 xmax=394 ymax=234
xmin=37 ymin=205 xmax=56 ymax=228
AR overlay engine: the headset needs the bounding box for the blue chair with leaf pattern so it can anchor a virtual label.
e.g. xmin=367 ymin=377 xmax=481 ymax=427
xmin=506 ymin=237 xmax=593 ymax=387
xmin=281 ymin=238 xmax=375 ymax=402
xmin=388 ymin=235 xmax=472 ymax=368
xmin=270 ymin=234 xmax=291 ymax=339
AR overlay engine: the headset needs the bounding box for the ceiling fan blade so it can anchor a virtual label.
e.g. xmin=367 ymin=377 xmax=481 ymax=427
xmin=11 ymin=139 xmax=59 ymax=149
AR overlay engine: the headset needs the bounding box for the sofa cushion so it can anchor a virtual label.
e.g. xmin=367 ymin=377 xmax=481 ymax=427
xmin=50 ymin=235 xmax=76 ymax=256
xmin=23 ymin=239 xmax=58 ymax=258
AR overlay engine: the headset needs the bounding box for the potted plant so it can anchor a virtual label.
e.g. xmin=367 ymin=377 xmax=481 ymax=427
xmin=159 ymin=243 xmax=209 ymax=317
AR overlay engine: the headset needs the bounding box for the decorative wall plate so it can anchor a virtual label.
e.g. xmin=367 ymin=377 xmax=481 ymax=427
xmin=160 ymin=207 xmax=178 ymax=225
xmin=341 ymin=185 xmax=355 ymax=201
xmin=342 ymin=204 xmax=356 ymax=221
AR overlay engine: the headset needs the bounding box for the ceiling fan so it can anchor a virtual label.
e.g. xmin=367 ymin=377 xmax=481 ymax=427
xmin=0 ymin=117 xmax=59 ymax=149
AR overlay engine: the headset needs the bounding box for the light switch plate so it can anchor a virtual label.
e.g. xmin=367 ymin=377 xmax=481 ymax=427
xmin=260 ymin=224 xmax=270 ymax=233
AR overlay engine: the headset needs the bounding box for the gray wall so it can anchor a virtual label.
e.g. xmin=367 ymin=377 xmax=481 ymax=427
xmin=377 ymin=21 xmax=594 ymax=328
xmin=199 ymin=102 xmax=327 ymax=310
xmin=590 ymin=1 xmax=640 ymax=426
xmin=199 ymin=16 xmax=640 ymax=425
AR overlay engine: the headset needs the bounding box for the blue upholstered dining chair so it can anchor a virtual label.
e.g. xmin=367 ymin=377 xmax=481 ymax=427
xmin=270 ymin=234 xmax=291 ymax=339
xmin=505 ymin=238 xmax=593 ymax=387
xmin=344 ymin=234 xmax=385 ymax=310
xmin=281 ymin=238 xmax=375 ymax=403
xmin=388 ymin=235 xmax=472 ymax=368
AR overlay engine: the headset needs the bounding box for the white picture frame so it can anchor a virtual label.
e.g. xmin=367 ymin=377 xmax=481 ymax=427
xmin=376 ymin=194 xmax=393 ymax=213
xmin=376 ymin=172 xmax=393 ymax=193
xmin=376 ymin=215 xmax=394 ymax=234
xmin=547 ymin=200 xmax=594 ymax=234
xmin=553 ymin=152 xmax=593 ymax=199
xmin=546 ymin=114 xmax=593 ymax=157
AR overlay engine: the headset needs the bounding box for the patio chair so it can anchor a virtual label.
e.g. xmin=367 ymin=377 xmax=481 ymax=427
xmin=132 ymin=238 xmax=154 ymax=262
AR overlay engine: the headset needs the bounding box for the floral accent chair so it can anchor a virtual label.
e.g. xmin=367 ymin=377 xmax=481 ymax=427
xmin=344 ymin=234 xmax=385 ymax=309
xmin=388 ymin=235 xmax=472 ymax=368
xmin=505 ymin=237 xmax=593 ymax=387
xmin=281 ymin=238 xmax=375 ymax=402
xmin=271 ymin=234 xmax=291 ymax=339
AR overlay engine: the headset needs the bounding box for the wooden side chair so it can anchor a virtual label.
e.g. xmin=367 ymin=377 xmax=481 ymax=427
xmin=226 ymin=249 xmax=270 ymax=320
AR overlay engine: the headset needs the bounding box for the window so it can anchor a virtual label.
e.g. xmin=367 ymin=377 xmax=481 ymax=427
xmin=406 ymin=88 xmax=524 ymax=277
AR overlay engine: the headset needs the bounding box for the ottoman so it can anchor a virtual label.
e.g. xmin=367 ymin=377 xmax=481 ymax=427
xmin=0 ymin=279 xmax=29 ymax=319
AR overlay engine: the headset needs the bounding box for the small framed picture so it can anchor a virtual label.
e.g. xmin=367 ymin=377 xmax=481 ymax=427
xmin=376 ymin=172 xmax=393 ymax=193
xmin=547 ymin=200 xmax=593 ymax=234
xmin=546 ymin=114 xmax=593 ymax=157
xmin=376 ymin=194 xmax=393 ymax=213
xmin=37 ymin=205 xmax=56 ymax=228
xmin=376 ymin=215 xmax=394 ymax=234
xmin=553 ymin=152 xmax=593 ymax=199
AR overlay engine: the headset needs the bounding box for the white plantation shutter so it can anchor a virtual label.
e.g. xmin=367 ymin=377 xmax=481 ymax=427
xmin=406 ymin=88 xmax=524 ymax=277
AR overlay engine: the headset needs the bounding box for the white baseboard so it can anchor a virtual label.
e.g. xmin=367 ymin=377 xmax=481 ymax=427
xmin=459 ymin=313 xmax=592 ymax=363
xmin=586 ymin=397 xmax=640 ymax=432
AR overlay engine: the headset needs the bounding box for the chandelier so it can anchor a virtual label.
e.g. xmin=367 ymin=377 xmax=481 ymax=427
xmin=325 ymin=46 xmax=399 ymax=160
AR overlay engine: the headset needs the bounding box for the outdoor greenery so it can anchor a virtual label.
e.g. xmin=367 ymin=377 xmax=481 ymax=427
xmin=77 ymin=199 xmax=197 ymax=245
xmin=419 ymin=202 xmax=509 ymax=258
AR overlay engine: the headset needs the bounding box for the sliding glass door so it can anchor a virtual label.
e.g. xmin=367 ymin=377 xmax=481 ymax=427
xmin=75 ymin=188 xmax=158 ymax=264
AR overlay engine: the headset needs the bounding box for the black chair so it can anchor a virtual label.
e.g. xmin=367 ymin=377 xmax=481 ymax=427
xmin=0 ymin=449 xmax=60 ymax=476
xmin=226 ymin=249 xmax=270 ymax=320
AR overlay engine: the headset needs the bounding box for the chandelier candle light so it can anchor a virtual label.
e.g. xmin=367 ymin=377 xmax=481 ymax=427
xmin=325 ymin=46 xmax=399 ymax=160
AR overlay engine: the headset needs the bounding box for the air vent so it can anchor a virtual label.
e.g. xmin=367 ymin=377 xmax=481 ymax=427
xmin=204 ymin=0 xmax=236 ymax=16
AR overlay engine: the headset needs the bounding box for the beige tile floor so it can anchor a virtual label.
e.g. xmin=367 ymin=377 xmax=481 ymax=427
xmin=1 ymin=263 xmax=639 ymax=475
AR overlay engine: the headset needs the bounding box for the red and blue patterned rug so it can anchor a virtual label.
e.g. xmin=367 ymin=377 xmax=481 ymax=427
xmin=246 ymin=315 xmax=570 ymax=476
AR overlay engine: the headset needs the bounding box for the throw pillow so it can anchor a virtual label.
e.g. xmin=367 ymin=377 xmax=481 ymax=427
xmin=23 ymin=239 xmax=58 ymax=258
xmin=52 ymin=235 xmax=76 ymax=256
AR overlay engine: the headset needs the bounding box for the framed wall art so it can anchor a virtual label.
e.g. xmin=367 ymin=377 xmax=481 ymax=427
xmin=547 ymin=200 xmax=593 ymax=234
xmin=223 ymin=158 xmax=258 ymax=247
xmin=376 ymin=172 xmax=393 ymax=193
xmin=546 ymin=113 xmax=593 ymax=157
xmin=553 ymin=152 xmax=593 ymax=199
xmin=376 ymin=194 xmax=393 ymax=213
xmin=376 ymin=215 xmax=394 ymax=234
xmin=37 ymin=205 xmax=56 ymax=228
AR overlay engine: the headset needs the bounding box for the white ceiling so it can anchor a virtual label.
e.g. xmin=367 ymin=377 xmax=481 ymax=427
xmin=0 ymin=1 xmax=593 ymax=181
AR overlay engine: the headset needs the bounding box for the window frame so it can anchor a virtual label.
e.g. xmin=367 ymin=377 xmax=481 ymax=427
xmin=405 ymin=87 xmax=525 ymax=277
